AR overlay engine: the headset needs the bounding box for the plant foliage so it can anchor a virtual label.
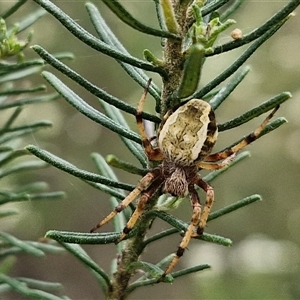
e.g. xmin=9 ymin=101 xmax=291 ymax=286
xmin=0 ymin=2 xmax=72 ymax=299
xmin=3 ymin=0 xmax=299 ymax=299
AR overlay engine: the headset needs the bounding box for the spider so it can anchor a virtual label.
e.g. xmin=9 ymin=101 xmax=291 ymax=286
xmin=91 ymin=79 xmax=279 ymax=282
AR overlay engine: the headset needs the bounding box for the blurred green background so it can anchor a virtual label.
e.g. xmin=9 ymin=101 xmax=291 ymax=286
xmin=2 ymin=1 xmax=300 ymax=299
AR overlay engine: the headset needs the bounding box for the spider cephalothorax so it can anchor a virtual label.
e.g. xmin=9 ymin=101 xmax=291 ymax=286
xmin=91 ymin=79 xmax=279 ymax=281
xmin=161 ymin=160 xmax=197 ymax=197
xmin=158 ymin=99 xmax=218 ymax=197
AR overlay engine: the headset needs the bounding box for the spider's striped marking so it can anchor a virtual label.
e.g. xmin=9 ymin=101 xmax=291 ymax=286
xmin=158 ymin=99 xmax=218 ymax=165
xmin=91 ymin=78 xmax=280 ymax=283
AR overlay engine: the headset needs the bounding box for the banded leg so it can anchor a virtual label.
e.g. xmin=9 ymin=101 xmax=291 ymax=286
xmin=136 ymin=78 xmax=164 ymax=161
xmin=159 ymin=184 xmax=202 ymax=282
xmin=117 ymin=177 xmax=164 ymax=243
xmin=194 ymin=176 xmax=214 ymax=235
xmin=205 ymin=105 xmax=279 ymax=163
xmin=198 ymin=153 xmax=236 ymax=170
xmin=90 ymin=168 xmax=161 ymax=233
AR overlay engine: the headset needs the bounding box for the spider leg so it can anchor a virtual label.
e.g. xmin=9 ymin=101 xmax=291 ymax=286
xmin=136 ymin=79 xmax=164 ymax=161
xmin=193 ymin=107 xmax=279 ymax=232
xmin=198 ymin=153 xmax=236 ymax=170
xmin=117 ymin=176 xmax=164 ymax=243
xmin=194 ymin=176 xmax=214 ymax=235
xmin=90 ymin=168 xmax=161 ymax=233
xmin=205 ymin=105 xmax=279 ymax=162
xmin=158 ymin=184 xmax=202 ymax=282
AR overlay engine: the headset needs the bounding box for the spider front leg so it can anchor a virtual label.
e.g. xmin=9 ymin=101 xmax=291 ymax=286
xmin=195 ymin=176 xmax=214 ymax=235
xmin=117 ymin=176 xmax=164 ymax=243
xmin=159 ymin=184 xmax=202 ymax=282
xmin=90 ymin=168 xmax=161 ymax=234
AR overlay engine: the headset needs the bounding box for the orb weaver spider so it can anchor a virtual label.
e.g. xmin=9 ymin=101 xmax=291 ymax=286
xmin=91 ymin=79 xmax=279 ymax=282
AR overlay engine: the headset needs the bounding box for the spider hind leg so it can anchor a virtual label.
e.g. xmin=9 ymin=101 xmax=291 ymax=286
xmin=205 ymin=105 xmax=280 ymax=163
xmin=136 ymin=79 xmax=164 ymax=161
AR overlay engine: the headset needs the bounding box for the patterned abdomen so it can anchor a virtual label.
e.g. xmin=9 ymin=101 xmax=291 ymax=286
xmin=158 ymin=99 xmax=218 ymax=166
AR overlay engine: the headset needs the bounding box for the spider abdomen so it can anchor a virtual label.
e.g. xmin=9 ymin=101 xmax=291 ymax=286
xmin=158 ymin=99 xmax=218 ymax=165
